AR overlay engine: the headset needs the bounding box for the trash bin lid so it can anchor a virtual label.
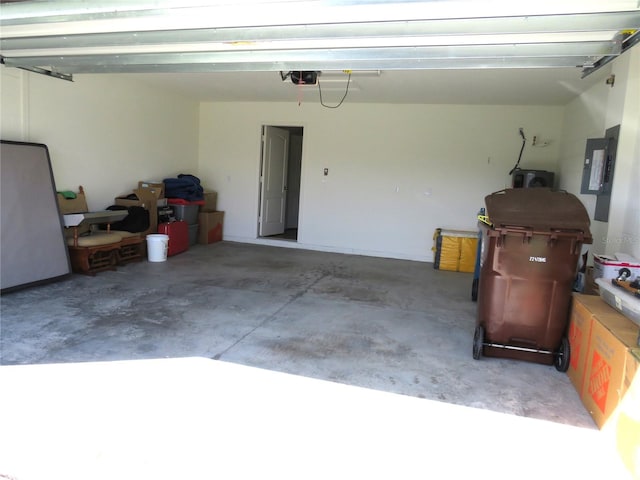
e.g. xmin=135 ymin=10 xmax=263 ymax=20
xmin=484 ymin=188 xmax=592 ymax=237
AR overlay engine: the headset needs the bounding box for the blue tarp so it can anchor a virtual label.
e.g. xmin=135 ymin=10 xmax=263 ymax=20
xmin=163 ymin=174 xmax=204 ymax=201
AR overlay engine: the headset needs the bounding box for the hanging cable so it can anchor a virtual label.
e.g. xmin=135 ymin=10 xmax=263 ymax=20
xmin=508 ymin=128 xmax=526 ymax=175
xmin=318 ymin=72 xmax=352 ymax=109
xmin=298 ymin=74 xmax=304 ymax=106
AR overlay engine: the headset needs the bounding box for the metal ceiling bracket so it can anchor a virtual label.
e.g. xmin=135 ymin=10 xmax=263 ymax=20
xmin=582 ymin=30 xmax=640 ymax=78
xmin=1 ymin=57 xmax=73 ymax=81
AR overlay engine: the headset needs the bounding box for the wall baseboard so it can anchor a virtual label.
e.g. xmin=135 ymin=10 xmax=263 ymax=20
xmin=223 ymin=235 xmax=433 ymax=263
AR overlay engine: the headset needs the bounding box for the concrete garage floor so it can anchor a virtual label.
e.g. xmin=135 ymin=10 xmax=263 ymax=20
xmin=0 ymin=242 xmax=631 ymax=478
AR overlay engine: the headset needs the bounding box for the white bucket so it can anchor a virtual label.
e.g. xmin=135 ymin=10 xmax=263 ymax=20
xmin=146 ymin=234 xmax=169 ymax=262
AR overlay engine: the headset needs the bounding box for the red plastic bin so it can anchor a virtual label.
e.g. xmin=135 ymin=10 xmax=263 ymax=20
xmin=157 ymin=221 xmax=189 ymax=256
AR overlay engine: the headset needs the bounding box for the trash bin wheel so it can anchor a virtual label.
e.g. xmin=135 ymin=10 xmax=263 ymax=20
xmin=473 ymin=325 xmax=484 ymax=360
xmin=554 ymin=336 xmax=570 ymax=372
xmin=471 ymin=278 xmax=479 ymax=302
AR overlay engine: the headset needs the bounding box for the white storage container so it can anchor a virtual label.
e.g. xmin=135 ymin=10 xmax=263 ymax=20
xmin=593 ymin=253 xmax=640 ymax=280
xmin=595 ymin=277 xmax=640 ymax=329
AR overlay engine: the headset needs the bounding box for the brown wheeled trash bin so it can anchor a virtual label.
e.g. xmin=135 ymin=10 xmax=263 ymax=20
xmin=472 ymin=188 xmax=592 ymax=371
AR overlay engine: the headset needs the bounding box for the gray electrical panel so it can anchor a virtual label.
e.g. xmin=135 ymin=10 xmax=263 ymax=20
xmin=580 ymin=125 xmax=619 ymax=222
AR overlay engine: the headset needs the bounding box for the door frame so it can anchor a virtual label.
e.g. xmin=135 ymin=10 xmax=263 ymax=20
xmin=256 ymin=123 xmax=305 ymax=241
xmin=259 ymin=125 xmax=289 ymax=237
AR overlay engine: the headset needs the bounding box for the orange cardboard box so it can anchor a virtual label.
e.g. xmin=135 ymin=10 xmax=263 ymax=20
xmin=570 ymin=295 xmax=640 ymax=479
xmin=615 ymin=349 xmax=640 ymax=479
xmin=198 ymin=210 xmax=224 ymax=245
xmin=567 ymin=295 xmax=595 ymax=393
xmin=567 ymin=294 xmax=620 ymax=395
xmin=581 ymin=312 xmax=639 ymax=429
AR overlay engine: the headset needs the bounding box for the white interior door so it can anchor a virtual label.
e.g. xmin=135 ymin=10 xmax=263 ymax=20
xmin=259 ymin=126 xmax=289 ymax=237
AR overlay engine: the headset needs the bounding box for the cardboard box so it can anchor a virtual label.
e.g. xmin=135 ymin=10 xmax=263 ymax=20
xmin=581 ymin=311 xmax=640 ymax=429
xmin=57 ymin=193 xmax=88 ymax=215
xmin=138 ymin=181 xmax=165 ymax=198
xmin=570 ymin=294 xmax=640 ymax=476
xmin=567 ymin=295 xmax=596 ymax=393
xmin=593 ymin=253 xmax=640 ymax=280
xmin=114 ymin=188 xmax=159 ymax=236
xmin=203 ymin=191 xmax=217 ymax=211
xmin=584 ymin=266 xmax=598 ymax=295
xmin=615 ymin=349 xmax=640 ymax=479
xmin=198 ymin=210 xmax=224 ymax=244
xmin=57 ymin=187 xmax=91 ymax=235
xmin=567 ymin=294 xmax=623 ymax=395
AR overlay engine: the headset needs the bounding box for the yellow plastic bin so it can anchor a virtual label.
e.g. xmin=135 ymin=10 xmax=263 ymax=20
xmin=432 ymin=228 xmax=478 ymax=273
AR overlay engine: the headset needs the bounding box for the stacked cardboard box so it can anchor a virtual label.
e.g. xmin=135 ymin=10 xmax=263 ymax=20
xmin=114 ymin=181 xmax=164 ymax=236
xmin=202 ymin=191 xmax=217 ymax=211
xmin=198 ymin=191 xmax=224 ymax=245
xmin=568 ymin=294 xmax=640 ymax=479
xmin=198 ymin=211 xmax=224 ymax=244
xmin=616 ymin=349 xmax=640 ymax=479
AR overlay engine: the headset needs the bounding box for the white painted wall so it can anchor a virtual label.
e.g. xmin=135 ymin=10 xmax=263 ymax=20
xmin=0 ymin=67 xmax=199 ymax=210
xmin=611 ymin=46 xmax=640 ymax=260
xmin=199 ymin=102 xmax=564 ymax=261
xmin=559 ymin=44 xmax=640 ymax=260
xmin=4 ymin=55 xmax=635 ymax=264
xmin=0 ymin=68 xmax=28 ymax=140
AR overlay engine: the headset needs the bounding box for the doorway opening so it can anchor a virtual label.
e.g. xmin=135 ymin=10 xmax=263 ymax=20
xmin=258 ymin=125 xmax=303 ymax=241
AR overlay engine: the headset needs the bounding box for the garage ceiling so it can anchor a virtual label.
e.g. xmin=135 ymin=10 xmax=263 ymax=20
xmin=1 ymin=0 xmax=639 ymax=105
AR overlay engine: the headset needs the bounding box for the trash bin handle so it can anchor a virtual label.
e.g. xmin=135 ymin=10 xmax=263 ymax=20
xmin=549 ymin=229 xmax=586 ymax=239
xmin=492 ymin=226 xmax=585 ymax=237
xmin=490 ymin=226 xmax=534 ymax=247
xmin=547 ymin=230 xmax=587 ymax=254
xmin=492 ymin=225 xmax=534 ymax=235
